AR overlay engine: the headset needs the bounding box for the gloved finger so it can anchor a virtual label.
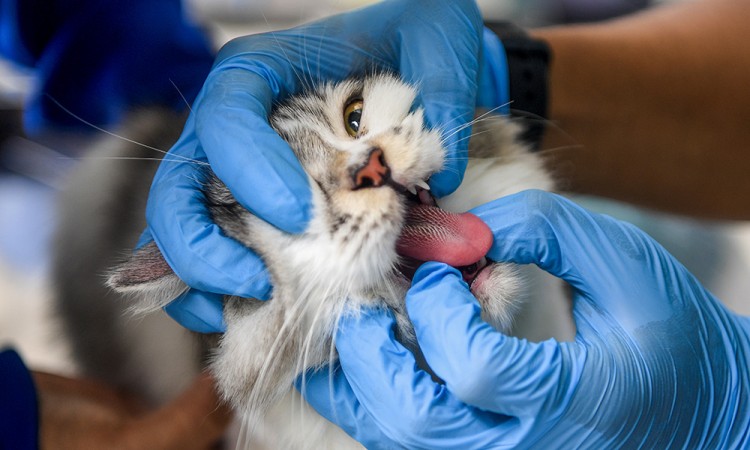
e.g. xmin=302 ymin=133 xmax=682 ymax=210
xmin=399 ymin=0 xmax=483 ymax=197
xmin=406 ymin=262 xmax=583 ymax=418
xmin=163 ymin=289 xmax=226 ymax=333
xmin=296 ymin=363 xmax=400 ymax=448
xmin=335 ymin=307 xmax=516 ymax=448
xmin=470 ymin=190 xmax=674 ymax=322
xmin=215 ymin=23 xmax=390 ymax=84
xmin=146 ymin=127 xmax=272 ymax=299
xmin=194 ymin=67 xmax=312 ymax=234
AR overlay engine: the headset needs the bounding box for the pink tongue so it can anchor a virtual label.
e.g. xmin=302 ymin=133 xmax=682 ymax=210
xmin=396 ymin=204 xmax=493 ymax=267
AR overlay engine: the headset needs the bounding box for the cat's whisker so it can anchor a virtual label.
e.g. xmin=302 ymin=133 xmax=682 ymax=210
xmin=300 ymin=15 xmax=329 ymax=90
xmin=441 ymin=148 xmax=573 ymax=169
xmin=445 ymin=127 xmax=498 ymax=148
xmin=507 ymin=107 xmax=582 ymax=147
xmin=291 ymin=275 xmax=346 ymax=425
xmin=439 ymin=102 xmax=513 ymax=143
xmin=249 ymin=269 xmax=333 ymax=414
xmin=45 ymin=95 xmax=202 ymax=164
xmin=254 ymin=305 xmax=304 ymax=389
xmin=299 ymin=10 xmax=326 ymax=93
xmin=169 ymin=78 xmax=193 ymax=113
xmin=442 ymin=154 xmax=519 ymax=165
xmin=294 ymin=282 xmax=329 ymax=369
xmin=260 ymin=11 xmax=312 ymax=94
xmin=433 ymin=164 xmax=463 ymax=177
xmin=315 ymin=18 xmax=337 ymax=89
xmin=315 ymin=294 xmax=352 ymax=429
xmin=441 ymin=155 xmax=477 ymax=163
xmin=439 ymin=117 xmax=498 ymax=147
xmin=61 ymin=156 xmax=209 ymax=166
xmin=300 ymin=30 xmax=314 ymax=92
xmin=186 ymin=171 xmax=208 ymax=192
xmin=236 ymin=417 xmax=251 ymax=450
xmin=294 ymin=279 xmax=340 ymax=421
xmin=535 ymin=143 xmax=585 ymax=157
xmin=437 ymin=105 xmax=494 ymax=136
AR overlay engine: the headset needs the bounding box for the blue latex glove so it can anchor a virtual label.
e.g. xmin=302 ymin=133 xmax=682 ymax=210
xmin=301 ymin=190 xmax=750 ymax=448
xmin=151 ymin=0 xmax=511 ymax=333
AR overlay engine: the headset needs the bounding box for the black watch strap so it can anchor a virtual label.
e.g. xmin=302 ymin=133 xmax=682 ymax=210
xmin=485 ymin=21 xmax=550 ymax=150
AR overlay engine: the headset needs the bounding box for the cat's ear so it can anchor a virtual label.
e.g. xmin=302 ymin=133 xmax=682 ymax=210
xmin=107 ymin=241 xmax=188 ymax=314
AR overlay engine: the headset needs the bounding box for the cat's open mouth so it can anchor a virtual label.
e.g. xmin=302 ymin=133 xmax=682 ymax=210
xmin=389 ymin=181 xmax=494 ymax=288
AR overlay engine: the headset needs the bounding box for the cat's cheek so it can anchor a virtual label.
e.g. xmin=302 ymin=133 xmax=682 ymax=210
xmin=372 ymin=129 xmax=444 ymax=186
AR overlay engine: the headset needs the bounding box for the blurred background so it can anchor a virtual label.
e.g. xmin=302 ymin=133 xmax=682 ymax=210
xmin=1 ymin=0 xmax=749 ymax=376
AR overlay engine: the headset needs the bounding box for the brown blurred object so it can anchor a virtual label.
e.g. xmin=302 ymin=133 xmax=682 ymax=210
xmin=34 ymin=371 xmax=232 ymax=450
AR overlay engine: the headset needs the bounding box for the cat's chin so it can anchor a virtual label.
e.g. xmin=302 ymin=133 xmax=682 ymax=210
xmin=394 ymin=254 xmax=492 ymax=287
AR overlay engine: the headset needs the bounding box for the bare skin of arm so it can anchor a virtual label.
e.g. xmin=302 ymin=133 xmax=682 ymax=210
xmin=33 ymin=371 xmax=232 ymax=450
xmin=531 ymin=0 xmax=750 ymax=220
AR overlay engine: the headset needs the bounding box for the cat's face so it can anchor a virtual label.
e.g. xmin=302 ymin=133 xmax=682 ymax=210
xmin=256 ymin=74 xmax=489 ymax=295
xmin=272 ymin=74 xmax=444 ymax=198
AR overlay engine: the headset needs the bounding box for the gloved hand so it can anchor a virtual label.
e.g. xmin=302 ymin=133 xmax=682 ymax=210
xmin=150 ymin=0 xmax=510 ymax=332
xmin=301 ymin=190 xmax=750 ymax=448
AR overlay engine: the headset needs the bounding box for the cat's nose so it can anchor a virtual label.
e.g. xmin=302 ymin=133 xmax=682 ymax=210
xmin=352 ymin=147 xmax=390 ymax=190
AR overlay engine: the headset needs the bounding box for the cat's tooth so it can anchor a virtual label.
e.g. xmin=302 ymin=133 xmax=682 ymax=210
xmin=415 ymin=180 xmax=431 ymax=191
xmin=407 ymin=185 xmax=417 ymax=195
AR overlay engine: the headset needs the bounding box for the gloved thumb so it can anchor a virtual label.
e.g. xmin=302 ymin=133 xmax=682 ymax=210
xmin=470 ymin=190 xmax=669 ymax=323
xmin=406 ymin=262 xmax=583 ymax=418
xmin=398 ymin=0 xmax=484 ymax=197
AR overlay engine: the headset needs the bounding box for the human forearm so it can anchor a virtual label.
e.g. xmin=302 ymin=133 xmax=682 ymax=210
xmin=532 ymin=0 xmax=750 ymax=219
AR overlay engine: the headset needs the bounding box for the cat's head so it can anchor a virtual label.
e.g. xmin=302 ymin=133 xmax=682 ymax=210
xmin=109 ymin=74 xmax=492 ymax=311
xmin=273 ymin=74 xmax=443 ymax=211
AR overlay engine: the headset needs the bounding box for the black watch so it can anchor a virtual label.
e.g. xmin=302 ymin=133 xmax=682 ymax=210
xmin=485 ymin=21 xmax=551 ymax=150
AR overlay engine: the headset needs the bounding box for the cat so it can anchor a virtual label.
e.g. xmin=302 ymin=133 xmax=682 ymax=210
xmin=53 ymin=73 xmax=561 ymax=447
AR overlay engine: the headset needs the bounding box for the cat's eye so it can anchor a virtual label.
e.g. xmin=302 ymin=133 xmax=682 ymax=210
xmin=343 ymin=99 xmax=364 ymax=137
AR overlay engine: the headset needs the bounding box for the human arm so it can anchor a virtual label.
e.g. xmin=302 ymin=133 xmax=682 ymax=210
xmin=301 ymin=190 xmax=750 ymax=448
xmin=530 ymin=0 xmax=750 ymax=219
